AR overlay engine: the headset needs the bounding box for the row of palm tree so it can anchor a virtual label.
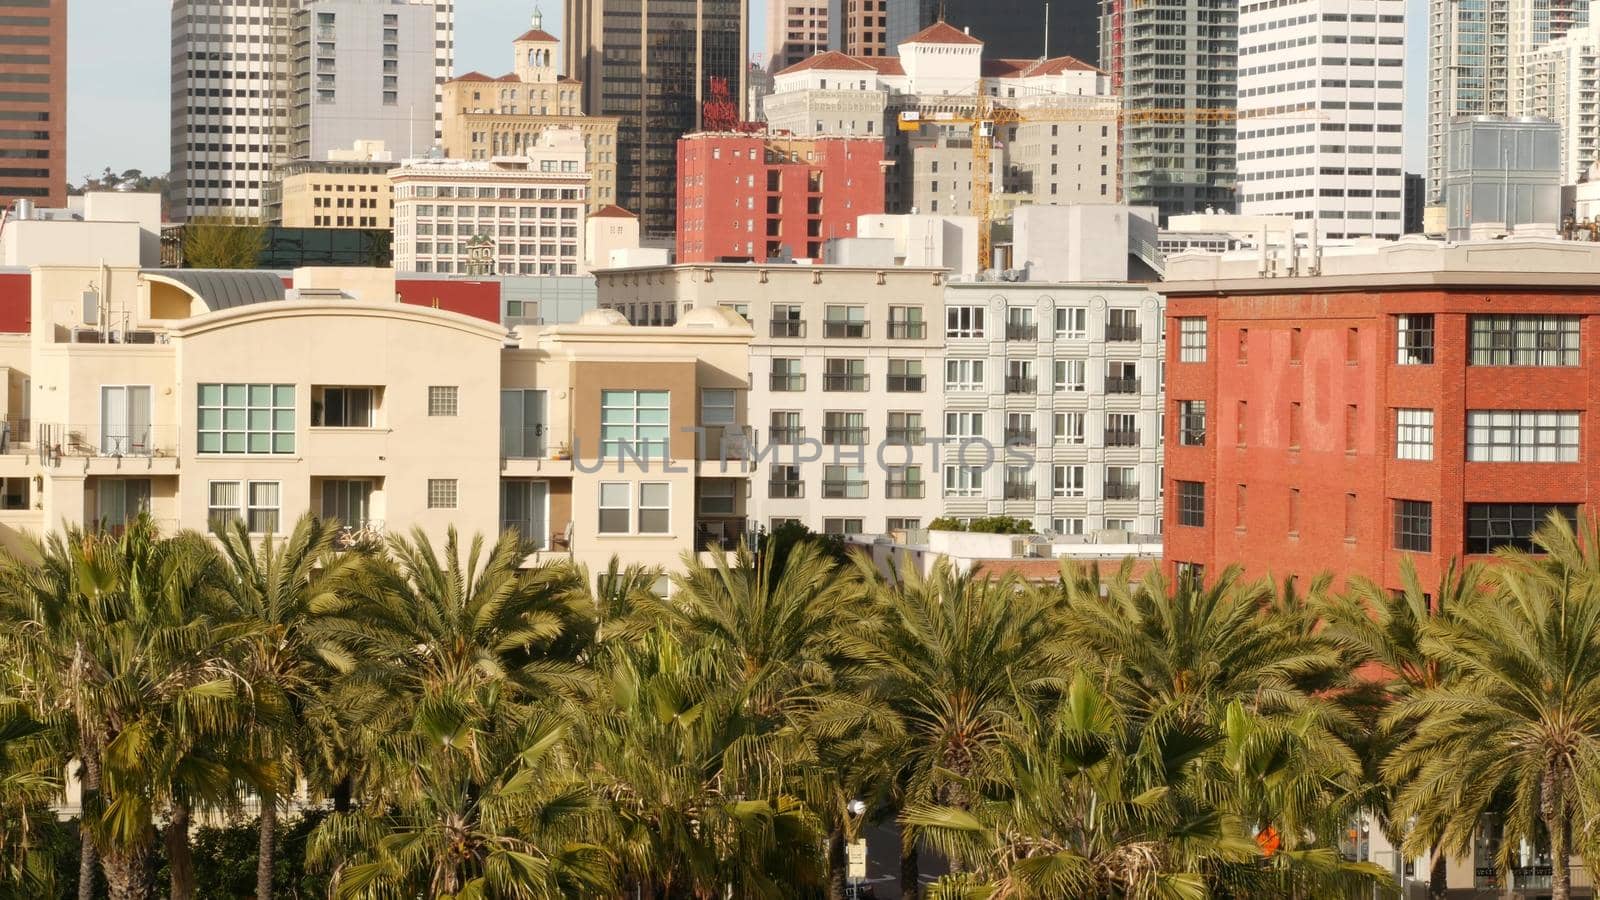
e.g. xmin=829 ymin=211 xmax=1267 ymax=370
xmin=0 ymin=512 xmax=1598 ymax=898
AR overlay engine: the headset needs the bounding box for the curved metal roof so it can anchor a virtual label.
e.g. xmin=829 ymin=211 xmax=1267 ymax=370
xmin=141 ymin=269 xmax=286 ymax=311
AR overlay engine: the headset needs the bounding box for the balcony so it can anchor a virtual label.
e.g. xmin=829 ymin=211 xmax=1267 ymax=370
xmin=1105 ymin=429 xmax=1141 ymax=447
xmin=823 ymin=373 xmax=868 ymax=392
xmin=885 ymin=427 xmax=926 ymax=445
xmin=770 ymin=319 xmax=805 ymax=338
xmin=696 ymin=517 xmax=750 ymax=552
xmin=39 ymin=424 xmax=180 ymax=468
xmin=822 ymin=426 xmax=868 ymax=446
xmin=887 ymin=374 xmax=925 ymax=392
xmin=1106 ymin=377 xmax=1142 ymax=395
xmin=885 ymin=480 xmax=926 ymax=499
xmin=888 ymin=321 xmax=926 ymax=340
xmin=1006 ymin=322 xmax=1038 ymax=341
xmin=770 ymin=374 xmax=807 ymax=392
xmin=1005 ymin=376 xmax=1037 ymax=394
xmin=822 ymin=477 xmax=868 ymax=499
xmin=1004 ymin=428 xmax=1037 ymax=446
xmin=824 ymin=321 xmax=869 ymax=339
xmin=768 ymin=426 xmax=806 ymax=445
xmin=768 ymin=478 xmax=804 ymax=499
xmin=500 ymin=426 xmax=549 ymax=460
xmin=1106 ymin=324 xmax=1142 ymax=342
xmin=1004 ymin=481 xmax=1037 ymax=500
xmin=1104 ymin=481 xmax=1141 ymax=500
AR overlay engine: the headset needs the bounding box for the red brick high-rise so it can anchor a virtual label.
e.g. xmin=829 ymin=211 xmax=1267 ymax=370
xmin=676 ymin=133 xmax=885 ymax=263
xmin=0 ymin=0 xmax=64 ymax=209
xmin=1161 ymin=238 xmax=1600 ymax=593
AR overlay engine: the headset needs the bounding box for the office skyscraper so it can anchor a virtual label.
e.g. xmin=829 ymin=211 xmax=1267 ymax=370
xmin=563 ymin=0 xmax=749 ymax=239
xmin=767 ymin=1 xmax=829 ymax=72
xmin=171 ymin=0 xmax=452 ymax=222
xmin=828 ymin=0 xmax=889 ymax=56
xmin=0 ymin=0 xmax=65 ymax=209
xmin=885 ymin=0 xmax=1099 ymax=65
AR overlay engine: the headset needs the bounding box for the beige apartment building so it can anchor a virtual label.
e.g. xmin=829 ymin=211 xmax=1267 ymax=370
xmin=271 ymin=141 xmax=399 ymax=229
xmin=440 ymin=19 xmax=621 ymax=214
xmin=0 ymin=237 xmax=752 ymax=577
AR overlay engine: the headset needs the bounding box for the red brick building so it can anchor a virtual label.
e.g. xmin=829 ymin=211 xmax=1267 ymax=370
xmin=0 ymin=0 xmax=64 ymax=209
xmin=1161 ymin=238 xmax=1600 ymax=593
xmin=676 ymin=133 xmax=885 ymax=263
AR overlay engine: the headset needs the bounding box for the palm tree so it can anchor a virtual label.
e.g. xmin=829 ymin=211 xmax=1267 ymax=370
xmin=852 ymin=559 xmax=1066 ymax=896
xmin=211 ymin=513 xmax=370 ymax=900
xmin=1386 ymin=513 xmax=1600 ymax=900
xmin=0 ymin=701 xmax=62 ymax=898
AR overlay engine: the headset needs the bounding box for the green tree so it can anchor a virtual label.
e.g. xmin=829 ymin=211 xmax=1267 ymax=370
xmin=181 ymin=218 xmax=266 ymax=269
xmin=0 ymin=701 xmax=62 ymax=898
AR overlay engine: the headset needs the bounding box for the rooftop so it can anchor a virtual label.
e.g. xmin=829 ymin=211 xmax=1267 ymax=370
xmin=903 ymin=21 xmax=984 ymax=45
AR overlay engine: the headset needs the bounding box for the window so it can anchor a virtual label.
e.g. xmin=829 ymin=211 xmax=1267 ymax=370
xmin=1396 ymin=314 xmax=1434 ymax=364
xmin=887 ymin=412 xmax=924 ymax=444
xmin=1006 ymin=360 xmax=1035 ymax=393
xmin=887 ymin=359 xmax=925 ymax=392
xmin=769 ymin=411 xmax=803 ymax=445
xmin=197 ymin=384 xmax=295 ymax=454
xmin=1003 ymin=465 xmax=1034 ymax=499
xmin=598 ymin=482 xmax=630 ymax=533
xmin=888 ymin=306 xmax=925 ymax=339
xmin=823 ymin=411 xmax=867 ymax=445
xmin=769 ymin=464 xmax=803 ymax=498
xmin=1005 ymin=412 xmax=1035 ymax=445
xmin=501 ymin=389 xmax=549 ymax=458
xmin=824 ymin=358 xmax=868 ymax=392
xmin=946 ymin=306 xmax=986 ymax=338
xmin=1466 ymin=410 xmax=1580 ymax=462
xmin=1105 ymin=466 xmax=1138 ymax=500
xmin=208 ymin=481 xmax=242 ymax=530
xmin=94 ymin=479 xmax=150 ymax=531
xmin=1053 ymin=517 xmax=1086 ymax=535
xmin=824 ymin=305 xmax=868 ymax=338
xmin=770 ymin=358 xmax=805 ymax=391
xmin=1177 ymin=481 xmax=1205 ymax=527
xmin=823 ymin=465 xmax=868 ymax=499
xmin=700 ymin=389 xmax=736 ymax=426
xmin=943 ymin=465 xmax=984 ymax=497
xmin=1178 ymin=317 xmax=1207 ymax=361
xmin=1394 ymin=500 xmax=1432 ymax=552
xmin=1179 ymin=401 xmax=1206 ymax=446
xmin=428 ymin=386 xmax=458 ymax=416
xmin=313 ymin=386 xmax=376 ymax=428
xmin=1106 ymin=413 xmax=1139 ymax=447
xmin=945 ymin=411 xmax=984 ymax=442
xmin=101 ymin=385 xmax=153 ymax=456
xmin=1466 ymin=503 xmax=1578 ymax=554
xmin=771 ymin=304 xmax=804 ymax=338
xmin=638 ymin=483 xmax=670 ymax=533
xmin=823 ymin=518 xmax=864 ymax=535
xmin=1055 ymin=306 xmax=1087 ymax=339
xmin=427 ymin=478 xmax=458 ymax=510
xmin=1052 ymin=464 xmax=1085 ymax=497
xmin=1107 ymin=308 xmax=1141 ymax=342
xmin=886 ymin=465 xmax=923 ymax=498
xmin=321 ymin=479 xmax=373 ymax=527
xmin=886 ymin=517 xmax=921 ymax=531
xmin=600 ymin=390 xmax=670 ymax=459
xmin=945 ymin=358 xmax=985 ymax=392
xmin=1469 ymin=315 xmax=1580 ymax=366
xmin=1006 ymin=307 xmax=1037 ymax=340
xmin=1053 ymin=412 xmax=1085 ymax=445
xmin=1395 ymin=409 xmax=1433 ymax=461
xmin=1053 ymin=358 xmax=1086 ymax=392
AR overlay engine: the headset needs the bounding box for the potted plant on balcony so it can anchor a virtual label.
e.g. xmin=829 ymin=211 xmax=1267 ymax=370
xmin=551 ymin=442 xmax=571 ymax=461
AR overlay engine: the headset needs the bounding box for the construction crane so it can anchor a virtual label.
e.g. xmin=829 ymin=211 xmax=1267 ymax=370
xmin=897 ymin=86 xmax=1315 ymax=271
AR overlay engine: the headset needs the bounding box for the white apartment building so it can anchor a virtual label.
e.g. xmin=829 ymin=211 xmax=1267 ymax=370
xmin=171 ymin=0 xmax=452 ymax=221
xmin=391 ymin=132 xmax=588 ymax=276
xmin=1236 ymin=0 xmax=1407 ymax=240
xmin=762 ymin=23 xmax=1118 ymax=214
xmin=1517 ymin=23 xmax=1600 ymax=185
xmin=593 ymin=264 xmax=948 ymax=536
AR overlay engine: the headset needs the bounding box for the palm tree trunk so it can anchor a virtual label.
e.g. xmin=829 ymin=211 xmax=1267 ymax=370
xmin=165 ymin=802 xmax=195 ymax=900
xmin=77 ymin=740 xmax=100 ymax=900
xmin=827 ymin=827 xmax=847 ymax=900
xmin=1428 ymin=847 xmax=1447 ymax=900
xmin=256 ymin=792 xmax=276 ymax=900
xmin=101 ymin=844 xmax=150 ymax=900
xmin=1544 ymin=768 xmax=1570 ymax=900
xmin=900 ymin=840 xmax=920 ymax=900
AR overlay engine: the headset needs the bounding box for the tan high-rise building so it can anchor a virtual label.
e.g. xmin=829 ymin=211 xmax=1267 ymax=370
xmin=0 ymin=0 xmax=66 ymax=209
xmin=440 ymin=12 xmax=620 ymax=214
xmin=767 ymin=1 xmax=829 ymax=72
xmin=829 ymin=0 xmax=888 ymax=56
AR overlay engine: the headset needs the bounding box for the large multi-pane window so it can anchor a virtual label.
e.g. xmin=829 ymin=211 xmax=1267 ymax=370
xmin=1394 ymin=500 xmax=1433 ymax=552
xmin=823 ymin=464 xmax=868 ymax=499
xmin=600 ymin=390 xmax=670 ymax=459
xmin=102 ymin=385 xmax=153 ymax=456
xmin=207 ymin=480 xmax=281 ymax=533
xmin=1396 ymin=314 xmax=1434 ymax=364
xmin=1466 ymin=503 xmax=1578 ymax=554
xmin=824 ymin=358 xmax=868 ymax=392
xmin=946 ymin=306 xmax=986 ymax=338
xmin=320 ymin=479 xmax=373 ymax=526
xmin=943 ymin=465 xmax=984 ymax=497
xmin=823 ymin=412 xmax=867 ymax=445
xmin=945 ymin=411 xmax=984 ymax=442
xmin=770 ymin=358 xmax=805 ymax=391
xmin=887 ymin=359 xmax=926 ymax=392
xmin=1395 ymin=409 xmax=1435 ymax=461
xmin=1178 ymin=401 xmax=1206 ymax=446
xmin=1055 ymin=306 xmax=1087 ymax=339
xmin=1052 ymin=464 xmax=1085 ymax=498
xmin=197 ymin=384 xmax=295 ymax=454
xmin=95 ymin=478 xmax=150 ymax=531
xmin=945 ymin=358 xmax=985 ymax=391
xmin=1053 ymin=412 xmax=1085 ymax=444
xmin=500 ymin=389 xmax=548 ymax=458
xmin=824 ymin=305 xmax=868 ymax=338
xmin=1177 ymin=481 xmax=1206 ymax=527
xmin=312 ymin=386 xmax=376 ymax=428
xmin=1468 ymin=315 xmax=1580 ymax=366
xmin=1178 ymin=317 xmax=1208 ymax=362
xmin=1053 ymin=358 xmax=1086 ymax=392
xmin=1466 ymin=410 xmax=1579 ymax=462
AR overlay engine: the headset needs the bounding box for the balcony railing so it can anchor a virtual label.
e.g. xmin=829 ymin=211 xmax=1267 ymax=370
xmin=1006 ymin=322 xmax=1038 ymax=341
xmin=768 ymin=479 xmax=804 ymax=499
xmin=1104 ymin=482 xmax=1141 ymax=500
xmin=1005 ymin=482 xmax=1037 ymax=500
xmin=1106 ymin=324 xmax=1143 ymax=342
xmin=823 ymin=373 xmax=868 ymax=392
xmin=886 ymin=427 xmax=926 ymax=445
xmin=824 ymin=321 xmax=869 ymax=339
xmin=768 ymin=426 xmax=806 ymax=445
xmin=1005 ymin=376 xmax=1037 ymax=394
xmin=39 ymin=424 xmax=179 ymax=462
xmin=696 ymin=517 xmax=750 ymax=552
xmin=770 ymin=374 xmax=807 ymax=392
xmin=822 ymin=426 xmax=868 ymax=446
xmin=822 ymin=478 xmax=868 ymax=499
xmin=887 ymin=374 xmax=925 ymax=392
xmin=1106 ymin=377 xmax=1142 ymax=395
xmin=888 ymin=321 xmax=926 ymax=340
xmin=886 ymin=480 xmax=926 ymax=499
xmin=1105 ymin=429 xmax=1141 ymax=447
xmin=1004 ymin=428 xmax=1037 ymax=446
xmin=770 ymin=319 xmax=805 ymax=338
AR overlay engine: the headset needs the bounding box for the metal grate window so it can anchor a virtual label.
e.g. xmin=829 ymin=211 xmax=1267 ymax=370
xmin=1466 ymin=503 xmax=1577 ymax=554
xmin=1179 ymin=400 xmax=1207 ymax=446
xmin=1395 ymin=313 xmax=1434 ymax=364
xmin=1466 ymin=410 xmax=1580 ymax=462
xmin=1177 ymin=480 xmax=1206 ymax=527
xmin=1468 ymin=315 xmax=1579 ymax=367
xmin=1178 ymin=317 xmax=1208 ymax=362
xmin=1395 ymin=409 xmax=1434 ymax=461
xmin=1393 ymin=499 xmax=1432 ymax=552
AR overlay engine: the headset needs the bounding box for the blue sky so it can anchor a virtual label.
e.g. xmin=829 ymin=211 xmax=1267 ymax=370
xmin=69 ymin=0 xmax=1422 ymax=181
